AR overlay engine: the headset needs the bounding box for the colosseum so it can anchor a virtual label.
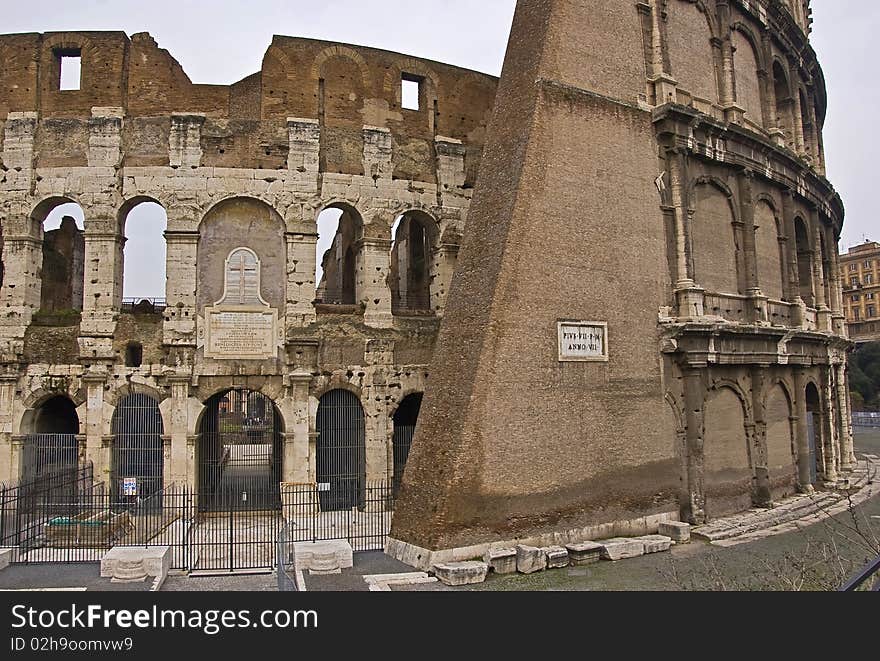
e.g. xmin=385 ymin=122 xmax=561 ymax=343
xmin=0 ymin=0 xmax=854 ymax=572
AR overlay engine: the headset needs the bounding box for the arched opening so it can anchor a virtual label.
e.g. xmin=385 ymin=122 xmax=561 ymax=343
xmin=392 ymin=393 xmax=422 ymax=496
xmin=804 ymin=382 xmax=823 ymax=485
xmin=732 ymin=30 xmax=763 ymax=127
xmin=197 ymin=389 xmax=283 ymax=512
xmin=799 ymin=89 xmax=813 ymax=158
xmin=21 ymin=395 xmax=80 ymax=481
xmin=666 ymin=1 xmax=718 ymax=105
xmin=315 ymin=389 xmax=366 ymax=511
xmin=36 ymin=201 xmax=85 ymax=314
xmin=315 ymin=205 xmax=362 ymax=306
xmin=390 ymin=212 xmax=437 ymax=314
xmin=794 ymin=217 xmax=814 ymax=305
xmin=703 ymin=387 xmax=752 ymax=518
xmin=754 ymin=201 xmax=785 ymax=300
xmin=111 ymin=393 xmax=164 ymax=506
xmin=692 ymin=182 xmax=739 ymax=295
xmin=765 ymin=384 xmax=796 ymax=498
xmin=121 ymin=200 xmax=167 ymax=309
xmin=773 ymin=61 xmax=794 ymax=149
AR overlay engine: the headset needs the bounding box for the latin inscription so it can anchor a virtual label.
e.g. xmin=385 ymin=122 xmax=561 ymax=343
xmin=206 ymin=310 xmax=276 ymax=358
xmin=558 ymin=321 xmax=608 ymax=362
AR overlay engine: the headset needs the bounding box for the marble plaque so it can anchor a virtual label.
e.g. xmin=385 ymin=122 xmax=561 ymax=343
xmin=204 ymin=308 xmax=278 ymax=359
xmin=557 ymin=321 xmax=608 ymax=362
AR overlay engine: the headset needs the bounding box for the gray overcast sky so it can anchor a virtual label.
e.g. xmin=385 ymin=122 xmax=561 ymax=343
xmin=4 ymin=1 xmax=875 ymax=295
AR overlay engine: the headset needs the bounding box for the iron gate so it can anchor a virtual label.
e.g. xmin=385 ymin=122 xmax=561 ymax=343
xmin=111 ymin=393 xmax=164 ymax=508
xmin=316 ymin=389 xmax=366 ymax=511
xmin=21 ymin=434 xmax=79 ymax=483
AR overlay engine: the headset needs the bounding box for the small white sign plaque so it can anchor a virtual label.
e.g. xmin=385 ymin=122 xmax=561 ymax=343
xmin=557 ymin=321 xmax=608 ymax=362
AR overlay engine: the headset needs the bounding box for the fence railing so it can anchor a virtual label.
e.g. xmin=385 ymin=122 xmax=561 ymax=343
xmin=121 ymin=298 xmax=167 ymax=314
xmin=852 ymin=412 xmax=880 ymax=428
xmin=276 ymin=522 xmax=301 ymax=592
xmin=839 ymin=554 xmax=880 ymax=591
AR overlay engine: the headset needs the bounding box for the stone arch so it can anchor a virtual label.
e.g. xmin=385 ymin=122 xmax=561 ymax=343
xmin=754 ymin=197 xmax=785 ymax=300
xmin=772 ymin=58 xmax=794 ymax=149
xmin=196 ymin=196 xmax=286 ymax=312
xmin=118 ymin=196 xmax=168 ymax=302
xmin=731 ymin=23 xmax=765 ymax=127
xmin=390 ymin=209 xmax=440 ymax=314
xmin=689 ymin=177 xmax=740 ymax=295
xmin=764 ymin=381 xmax=797 ymax=498
xmin=30 ymin=196 xmax=86 ymax=314
xmin=315 ymin=202 xmax=365 ymax=306
xmin=703 ymin=383 xmax=753 ymax=519
xmin=311 ymin=46 xmax=373 ymax=89
xmin=793 ymin=215 xmax=814 ymax=305
xmin=105 ymin=381 xmax=169 ymax=409
xmin=666 ymin=0 xmax=720 ymax=104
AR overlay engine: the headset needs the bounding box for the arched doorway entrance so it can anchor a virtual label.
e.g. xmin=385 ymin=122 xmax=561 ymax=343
xmin=21 ymin=396 xmax=80 ymax=482
xmin=392 ymin=393 xmax=422 ymax=497
xmin=111 ymin=394 xmax=164 ymax=506
xmin=197 ymin=389 xmax=283 ymax=512
xmin=805 ymin=382 xmax=822 ymax=484
xmin=316 ymin=389 xmax=365 ymax=511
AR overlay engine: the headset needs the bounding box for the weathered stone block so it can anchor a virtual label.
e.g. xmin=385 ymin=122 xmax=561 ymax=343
xmin=565 ymin=541 xmax=603 ymax=566
xmin=543 ymin=546 xmax=570 ymax=569
xmin=432 ymin=561 xmax=489 ymax=586
xmin=599 ymin=538 xmax=645 ymax=561
xmin=101 ymin=546 xmax=170 ymax=580
xmin=0 ymin=548 xmax=14 ymax=571
xmin=293 ymin=540 xmax=353 ymax=572
xmin=484 ymin=548 xmax=517 ymax=574
xmin=658 ymin=521 xmax=691 ymax=543
xmin=637 ymin=535 xmax=673 ymax=554
xmin=516 ymin=545 xmax=547 ymax=574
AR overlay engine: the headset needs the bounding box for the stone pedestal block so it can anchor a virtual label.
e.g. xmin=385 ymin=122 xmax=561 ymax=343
xmin=543 ymin=546 xmax=570 ymax=569
xmin=599 ymin=538 xmax=645 ymax=561
xmin=101 ymin=546 xmax=170 ymax=580
xmin=516 ymin=545 xmax=547 ymax=574
xmin=637 ymin=535 xmax=673 ymax=554
xmin=432 ymin=561 xmax=489 ymax=586
xmin=566 ymin=541 xmax=603 ymax=566
xmin=0 ymin=548 xmax=14 ymax=571
xmin=293 ymin=540 xmax=353 ymax=572
xmin=658 ymin=521 xmax=691 ymax=543
xmin=484 ymin=548 xmax=517 ymax=574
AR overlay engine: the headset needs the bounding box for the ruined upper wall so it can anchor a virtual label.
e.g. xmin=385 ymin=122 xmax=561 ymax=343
xmin=0 ymin=31 xmax=498 ymax=180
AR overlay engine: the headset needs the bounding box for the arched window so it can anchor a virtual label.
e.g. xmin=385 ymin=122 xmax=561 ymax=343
xmin=691 ymin=182 xmax=739 ymax=295
xmin=390 ymin=211 xmax=437 ymax=313
xmin=773 ymin=61 xmax=794 ymax=149
xmin=666 ymin=0 xmax=718 ymax=106
xmin=121 ymin=200 xmax=167 ymax=309
xmin=37 ymin=201 xmax=85 ymax=313
xmin=732 ymin=30 xmax=763 ymax=127
xmin=794 ymin=218 xmax=814 ymax=305
xmin=754 ymin=201 xmax=785 ymax=300
xmin=315 ymin=205 xmax=362 ymax=306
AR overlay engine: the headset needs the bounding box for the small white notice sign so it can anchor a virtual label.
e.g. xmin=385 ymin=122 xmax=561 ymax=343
xmin=122 ymin=477 xmax=138 ymax=496
xmin=557 ymin=321 xmax=608 ymax=362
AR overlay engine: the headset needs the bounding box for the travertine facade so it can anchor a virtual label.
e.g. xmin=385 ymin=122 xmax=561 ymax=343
xmin=389 ymin=0 xmax=853 ymax=562
xmin=0 ymin=31 xmax=496 ymax=493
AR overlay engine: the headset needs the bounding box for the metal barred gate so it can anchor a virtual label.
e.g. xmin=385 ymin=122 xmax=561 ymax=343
xmin=316 ymin=389 xmax=366 ymax=511
xmin=111 ymin=394 xmax=164 ymax=508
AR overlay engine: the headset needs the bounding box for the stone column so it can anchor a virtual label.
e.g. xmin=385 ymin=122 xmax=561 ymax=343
xmin=82 ymin=370 xmax=110 ymax=483
xmin=750 ymin=368 xmax=771 ymax=505
xmin=359 ymin=238 xmax=393 ymax=328
xmin=792 ymin=369 xmax=813 ymax=491
xmin=430 ymin=244 xmax=459 ymax=316
xmin=0 ymin=374 xmax=17 ymax=484
xmin=286 ymin=373 xmax=312 ymax=483
xmin=820 ymin=371 xmax=839 ymax=484
xmin=835 ymin=362 xmax=855 ymax=471
xmin=792 ymin=82 xmax=806 ymax=156
xmin=163 ymin=231 xmax=199 ymax=346
xmin=682 ymin=367 xmax=706 ymax=524
xmin=646 ymin=0 xmax=677 ymax=105
xmin=0 ymin=217 xmax=43 ymax=359
xmin=165 ymin=375 xmax=193 ymax=487
xmin=668 ymin=150 xmax=704 ymax=318
xmin=79 ymin=224 xmax=124 ymax=361
xmin=285 ymin=231 xmax=318 ymax=327
xmin=811 ymin=218 xmax=831 ymax=331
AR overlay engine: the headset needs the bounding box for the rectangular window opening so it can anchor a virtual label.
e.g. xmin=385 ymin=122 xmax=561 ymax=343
xmin=401 ymin=75 xmax=421 ymax=111
xmin=58 ymin=50 xmax=81 ymax=91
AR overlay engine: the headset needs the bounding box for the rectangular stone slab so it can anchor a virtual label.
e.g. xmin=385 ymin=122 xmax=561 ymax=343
xmin=432 ymin=561 xmax=489 ymax=586
xmin=658 ymin=521 xmax=691 ymax=543
xmin=565 ymin=541 xmax=603 ymax=566
xmin=637 ymin=535 xmax=673 ymax=554
xmin=599 ymin=538 xmax=646 ymax=561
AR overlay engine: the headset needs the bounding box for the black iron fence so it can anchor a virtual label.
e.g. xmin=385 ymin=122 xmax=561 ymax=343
xmin=276 ymin=522 xmax=300 ymax=591
xmin=121 ymin=298 xmax=167 ymax=314
xmin=1 ymin=465 xmax=395 ymax=572
xmin=21 ymin=434 xmax=79 ymax=483
xmin=852 ymin=412 xmax=880 ymax=428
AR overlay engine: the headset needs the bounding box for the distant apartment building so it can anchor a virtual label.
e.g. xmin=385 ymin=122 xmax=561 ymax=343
xmin=840 ymin=241 xmax=880 ymax=342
